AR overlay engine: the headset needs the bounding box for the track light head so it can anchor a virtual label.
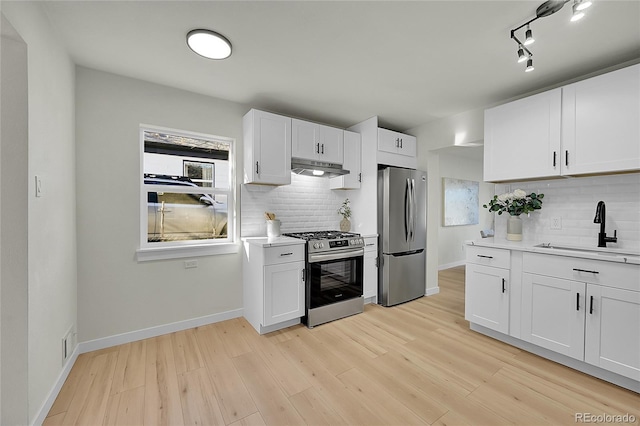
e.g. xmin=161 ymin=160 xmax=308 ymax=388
xmin=517 ymin=46 xmax=528 ymax=63
xmin=525 ymin=58 xmax=535 ymax=72
xmin=575 ymin=0 xmax=592 ymax=11
xmin=524 ymin=25 xmax=535 ymax=45
xmin=571 ymin=2 xmax=585 ymax=21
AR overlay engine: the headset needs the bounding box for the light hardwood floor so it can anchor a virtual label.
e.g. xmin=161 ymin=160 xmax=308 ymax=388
xmin=45 ymin=266 xmax=640 ymax=425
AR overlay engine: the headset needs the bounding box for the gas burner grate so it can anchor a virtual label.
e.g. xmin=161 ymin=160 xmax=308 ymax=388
xmin=284 ymin=230 xmax=360 ymax=241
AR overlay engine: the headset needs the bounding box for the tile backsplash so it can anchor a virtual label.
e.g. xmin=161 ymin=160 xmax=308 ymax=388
xmin=241 ymin=173 xmax=347 ymax=237
xmin=493 ymin=173 xmax=640 ymax=252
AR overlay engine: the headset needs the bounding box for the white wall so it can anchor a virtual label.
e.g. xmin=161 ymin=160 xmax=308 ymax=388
xmin=411 ymin=109 xmax=489 ymax=291
xmin=437 ymin=152 xmax=494 ymax=269
xmin=493 ymin=173 xmax=640 ymax=252
xmin=1 ymin=2 xmax=77 ymax=423
xmin=242 ymin=173 xmax=346 ymax=237
xmin=76 ymin=67 xmax=246 ymax=343
xmin=0 ymin=12 xmax=29 ymax=425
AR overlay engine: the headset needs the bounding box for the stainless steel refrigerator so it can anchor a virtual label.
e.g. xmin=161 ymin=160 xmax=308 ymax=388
xmin=378 ymin=166 xmax=427 ymax=307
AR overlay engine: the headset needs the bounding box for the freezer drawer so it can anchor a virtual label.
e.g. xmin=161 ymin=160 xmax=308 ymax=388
xmin=379 ymin=251 xmax=425 ymax=306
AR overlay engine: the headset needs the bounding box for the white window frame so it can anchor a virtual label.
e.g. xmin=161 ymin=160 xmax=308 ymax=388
xmin=136 ymin=124 xmax=238 ymax=261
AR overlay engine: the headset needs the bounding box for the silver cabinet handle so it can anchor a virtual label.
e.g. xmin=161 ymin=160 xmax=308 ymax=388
xmin=502 ymin=278 xmax=506 ymax=293
xmin=256 ymin=161 xmax=259 ymax=174
xmin=280 ymin=252 xmax=293 ymax=257
xmin=358 ymin=173 xmax=362 ymax=182
xmin=301 ymin=269 xmax=305 ymax=282
xmin=321 ymin=144 xmax=324 ymax=154
xmin=477 ymin=255 xmax=494 ymax=259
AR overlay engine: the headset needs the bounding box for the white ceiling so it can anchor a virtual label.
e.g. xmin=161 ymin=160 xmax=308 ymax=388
xmin=42 ymin=0 xmax=640 ymax=131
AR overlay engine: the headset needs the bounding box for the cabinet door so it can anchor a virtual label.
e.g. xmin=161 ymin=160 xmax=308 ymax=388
xmin=263 ymin=261 xmax=305 ymax=326
xmin=243 ymin=109 xmax=291 ymax=185
xmin=319 ymin=125 xmax=344 ymax=164
xmin=291 ymin=118 xmax=320 ymax=160
xmin=465 ymin=264 xmax=509 ymax=334
xmin=363 ymin=248 xmax=377 ymax=300
xmin=562 ymin=64 xmax=640 ymax=176
xmin=397 ymin=134 xmax=417 ymax=157
xmin=330 ymin=130 xmax=361 ymax=190
xmin=484 ymin=89 xmax=562 ymax=182
xmin=521 ymin=273 xmax=585 ymax=360
xmin=377 ymin=128 xmax=401 ymax=154
xmin=585 ymin=284 xmax=640 ymax=381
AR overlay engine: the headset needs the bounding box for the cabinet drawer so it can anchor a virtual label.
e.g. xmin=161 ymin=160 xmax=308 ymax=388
xmin=466 ymin=246 xmax=510 ymax=269
xmin=523 ymin=252 xmax=640 ymax=292
xmin=265 ymin=245 xmax=305 ymax=265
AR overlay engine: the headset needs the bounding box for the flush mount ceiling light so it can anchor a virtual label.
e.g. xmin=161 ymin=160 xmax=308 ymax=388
xmin=186 ymin=29 xmax=232 ymax=60
xmin=510 ymin=0 xmax=593 ymax=72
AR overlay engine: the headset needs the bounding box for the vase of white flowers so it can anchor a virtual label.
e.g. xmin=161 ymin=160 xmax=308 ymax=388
xmin=483 ymin=189 xmax=544 ymax=241
xmin=338 ymin=198 xmax=352 ymax=232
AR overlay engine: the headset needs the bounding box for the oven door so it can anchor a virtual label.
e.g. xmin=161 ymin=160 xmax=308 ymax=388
xmin=308 ymin=248 xmax=363 ymax=309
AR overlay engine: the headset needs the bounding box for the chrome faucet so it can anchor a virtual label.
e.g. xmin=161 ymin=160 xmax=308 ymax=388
xmin=593 ymin=201 xmax=617 ymax=247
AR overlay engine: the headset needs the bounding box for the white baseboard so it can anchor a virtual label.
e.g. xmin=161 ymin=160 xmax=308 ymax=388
xmin=31 ymin=346 xmax=80 ymax=426
xmin=33 ymin=308 xmax=243 ymax=425
xmin=78 ymin=308 xmax=244 ymax=354
xmin=426 ymin=286 xmax=440 ymax=296
xmin=438 ymin=260 xmax=465 ymax=271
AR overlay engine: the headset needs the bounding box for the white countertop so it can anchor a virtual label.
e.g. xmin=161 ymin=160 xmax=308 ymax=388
xmin=466 ymin=238 xmax=640 ymax=265
xmin=242 ymin=236 xmax=306 ymax=248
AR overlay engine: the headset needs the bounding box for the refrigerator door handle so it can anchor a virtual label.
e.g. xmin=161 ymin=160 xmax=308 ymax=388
xmin=411 ymin=178 xmax=416 ymax=242
xmin=404 ymin=178 xmax=410 ymax=242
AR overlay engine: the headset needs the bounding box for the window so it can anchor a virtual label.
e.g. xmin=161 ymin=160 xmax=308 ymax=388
xmin=138 ymin=125 xmax=236 ymax=260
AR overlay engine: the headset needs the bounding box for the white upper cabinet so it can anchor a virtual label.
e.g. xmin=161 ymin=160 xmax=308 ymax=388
xmin=378 ymin=128 xmax=417 ymax=158
xmin=484 ymin=89 xmax=562 ymax=182
xmin=243 ymin=109 xmax=291 ymax=185
xmin=330 ymin=130 xmax=361 ymax=190
xmin=562 ymin=64 xmax=640 ymax=176
xmin=483 ymin=64 xmax=640 ymax=182
xmin=292 ymin=118 xmax=344 ymax=164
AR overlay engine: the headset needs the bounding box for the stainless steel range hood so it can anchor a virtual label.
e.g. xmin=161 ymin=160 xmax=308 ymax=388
xmin=291 ymin=157 xmax=349 ymax=178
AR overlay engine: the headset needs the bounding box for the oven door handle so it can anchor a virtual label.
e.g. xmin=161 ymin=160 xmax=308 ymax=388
xmin=308 ymin=249 xmax=364 ymax=263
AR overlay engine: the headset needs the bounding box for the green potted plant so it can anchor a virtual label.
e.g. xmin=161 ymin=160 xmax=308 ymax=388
xmin=338 ymin=198 xmax=352 ymax=232
xmin=483 ymin=189 xmax=544 ymax=241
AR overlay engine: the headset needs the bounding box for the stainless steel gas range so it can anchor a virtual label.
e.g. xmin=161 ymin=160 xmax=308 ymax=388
xmin=283 ymin=231 xmax=364 ymax=327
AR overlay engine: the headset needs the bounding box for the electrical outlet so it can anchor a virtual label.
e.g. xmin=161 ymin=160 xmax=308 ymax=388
xmin=551 ymin=216 xmax=562 ymax=230
xmin=184 ymin=259 xmax=198 ymax=269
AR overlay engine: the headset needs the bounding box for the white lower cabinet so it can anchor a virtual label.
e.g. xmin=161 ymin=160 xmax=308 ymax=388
xmin=263 ymin=261 xmax=305 ymax=327
xmin=585 ymin=284 xmax=640 ymax=381
xmin=363 ymin=236 xmax=378 ymax=303
xmin=465 ymin=263 xmax=510 ymax=334
xmin=522 ymin=273 xmax=586 ymax=360
xmin=521 ymin=252 xmax=640 ymax=382
xmin=243 ymin=240 xmax=305 ymax=334
xmin=464 ymin=246 xmax=511 ymax=334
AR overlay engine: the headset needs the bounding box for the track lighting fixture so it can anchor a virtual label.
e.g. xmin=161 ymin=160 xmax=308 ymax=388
xmin=575 ymin=0 xmax=592 ymax=11
xmin=524 ymin=25 xmax=535 ymax=45
xmin=571 ymin=1 xmax=585 ymax=21
xmin=517 ymin=45 xmax=528 ymax=63
xmin=510 ymin=0 xmax=594 ymax=72
xmin=525 ymin=58 xmax=535 ymax=72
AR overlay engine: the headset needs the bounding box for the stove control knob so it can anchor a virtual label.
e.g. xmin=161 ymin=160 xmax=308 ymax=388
xmin=359 ymin=238 xmax=364 ymax=244
xmin=320 ymin=243 xmax=324 ymax=248
xmin=313 ymin=243 xmax=319 ymax=249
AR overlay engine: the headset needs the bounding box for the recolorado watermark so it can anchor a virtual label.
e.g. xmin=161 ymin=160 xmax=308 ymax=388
xmin=575 ymin=413 xmax=636 ymax=423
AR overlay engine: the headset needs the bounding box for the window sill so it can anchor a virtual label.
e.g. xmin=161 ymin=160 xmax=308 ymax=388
xmin=136 ymin=242 xmax=240 ymax=262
